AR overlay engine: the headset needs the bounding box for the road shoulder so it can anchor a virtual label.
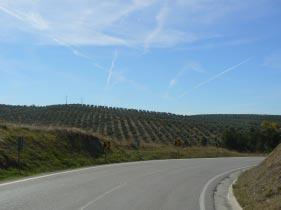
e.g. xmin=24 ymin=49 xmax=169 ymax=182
xmin=214 ymin=170 xmax=243 ymax=210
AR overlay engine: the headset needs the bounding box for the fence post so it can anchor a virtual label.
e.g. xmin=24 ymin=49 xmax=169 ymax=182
xmin=17 ymin=136 xmax=24 ymax=174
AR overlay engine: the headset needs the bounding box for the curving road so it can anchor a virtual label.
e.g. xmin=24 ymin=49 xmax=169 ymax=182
xmin=0 ymin=157 xmax=262 ymax=210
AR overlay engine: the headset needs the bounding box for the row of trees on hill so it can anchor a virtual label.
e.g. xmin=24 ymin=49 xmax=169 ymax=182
xmin=0 ymin=104 xmax=223 ymax=146
xmin=222 ymin=121 xmax=281 ymax=152
xmin=0 ymin=104 xmax=281 ymax=152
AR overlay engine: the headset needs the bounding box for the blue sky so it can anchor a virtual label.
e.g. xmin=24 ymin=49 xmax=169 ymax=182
xmin=0 ymin=0 xmax=281 ymax=115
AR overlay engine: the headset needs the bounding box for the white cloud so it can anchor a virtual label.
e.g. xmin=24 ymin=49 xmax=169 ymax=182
xmin=111 ymin=72 xmax=148 ymax=92
xmin=169 ymin=61 xmax=204 ymax=88
xmin=163 ymin=61 xmax=204 ymax=100
xmin=184 ymin=61 xmax=205 ymax=73
xmin=0 ymin=5 xmax=49 ymax=31
xmin=24 ymin=12 xmax=49 ymax=30
xmin=179 ymin=37 xmax=260 ymax=51
xmin=0 ymin=0 xmax=269 ymax=48
xmin=0 ymin=0 xmax=158 ymax=46
xmin=102 ymin=50 xmax=147 ymax=92
xmin=51 ymin=37 xmax=105 ymax=70
xmin=144 ymin=2 xmax=169 ymax=49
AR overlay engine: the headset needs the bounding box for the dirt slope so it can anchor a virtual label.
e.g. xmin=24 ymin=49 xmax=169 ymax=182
xmin=234 ymin=144 xmax=281 ymax=209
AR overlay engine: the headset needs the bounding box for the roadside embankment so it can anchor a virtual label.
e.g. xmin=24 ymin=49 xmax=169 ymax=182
xmin=233 ymin=144 xmax=281 ymax=209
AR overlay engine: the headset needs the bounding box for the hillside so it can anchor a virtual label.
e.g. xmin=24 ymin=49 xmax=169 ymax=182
xmin=1 ymin=104 xmax=281 ymax=148
xmin=0 ymin=124 xmax=104 ymax=180
xmin=234 ymin=143 xmax=281 ymax=209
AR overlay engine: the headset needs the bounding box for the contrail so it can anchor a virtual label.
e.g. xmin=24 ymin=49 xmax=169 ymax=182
xmin=179 ymin=57 xmax=252 ymax=98
xmin=0 ymin=5 xmax=25 ymax=21
xmin=105 ymin=50 xmax=118 ymax=89
xmin=52 ymin=37 xmax=105 ymax=70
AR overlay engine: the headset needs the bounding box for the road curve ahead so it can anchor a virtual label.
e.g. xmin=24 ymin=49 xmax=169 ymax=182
xmin=0 ymin=157 xmax=262 ymax=210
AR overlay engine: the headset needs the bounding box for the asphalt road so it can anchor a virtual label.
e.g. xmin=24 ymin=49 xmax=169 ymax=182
xmin=0 ymin=157 xmax=262 ymax=210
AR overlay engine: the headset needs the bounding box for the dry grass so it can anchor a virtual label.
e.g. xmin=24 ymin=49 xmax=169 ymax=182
xmin=234 ymin=144 xmax=281 ymax=210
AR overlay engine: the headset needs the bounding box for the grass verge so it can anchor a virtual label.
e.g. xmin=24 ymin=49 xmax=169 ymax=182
xmin=0 ymin=124 xmax=256 ymax=182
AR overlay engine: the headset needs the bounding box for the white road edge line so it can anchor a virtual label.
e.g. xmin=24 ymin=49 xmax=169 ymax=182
xmin=199 ymin=165 xmax=255 ymax=210
xmin=80 ymin=182 xmax=127 ymax=210
xmin=0 ymin=166 xmax=100 ymax=188
xmin=0 ymin=160 xmax=154 ymax=188
xmin=0 ymin=158 xmax=199 ymax=188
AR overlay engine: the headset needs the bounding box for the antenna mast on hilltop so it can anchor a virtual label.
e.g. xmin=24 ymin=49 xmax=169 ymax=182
xmin=66 ymin=95 xmax=68 ymax=105
xmin=80 ymin=97 xmax=83 ymax=105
